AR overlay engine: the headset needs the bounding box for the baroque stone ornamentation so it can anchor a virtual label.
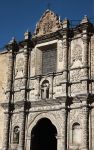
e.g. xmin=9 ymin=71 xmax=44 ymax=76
xmin=57 ymin=40 xmax=63 ymax=62
xmin=53 ymin=74 xmax=64 ymax=86
xmin=14 ymin=79 xmax=24 ymax=90
xmin=31 ymin=51 xmax=35 ymax=68
xmin=0 ymin=10 xmax=94 ymax=150
xmin=35 ymin=10 xmax=62 ymax=36
xmin=71 ymin=44 xmax=82 ymax=67
xmin=15 ymin=58 xmax=24 ymax=77
xmin=70 ymin=69 xmax=82 ymax=82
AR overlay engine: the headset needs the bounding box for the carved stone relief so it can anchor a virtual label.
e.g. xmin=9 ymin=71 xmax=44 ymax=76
xmin=70 ymin=109 xmax=83 ymax=126
xmin=14 ymin=79 xmax=24 ymax=91
xmin=31 ymin=51 xmax=35 ymax=68
xmin=71 ymin=83 xmax=84 ymax=96
xmin=70 ymin=69 xmax=82 ymax=82
xmin=71 ymin=44 xmax=82 ymax=67
xmin=53 ymin=74 xmax=64 ymax=86
xmin=14 ymin=91 xmax=25 ymax=101
xmin=29 ymin=79 xmax=39 ymax=101
xmin=15 ymin=58 xmax=24 ymax=78
xmin=29 ymin=79 xmax=39 ymax=90
xmin=35 ymin=10 xmax=62 ymax=36
xmin=12 ymin=114 xmax=21 ymax=126
xmin=57 ymin=40 xmax=63 ymax=62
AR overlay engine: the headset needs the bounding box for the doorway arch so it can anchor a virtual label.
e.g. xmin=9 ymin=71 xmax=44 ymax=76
xmin=30 ymin=118 xmax=57 ymax=150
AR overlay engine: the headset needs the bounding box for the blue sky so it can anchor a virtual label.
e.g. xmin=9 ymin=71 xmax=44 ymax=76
xmin=0 ymin=0 xmax=93 ymax=48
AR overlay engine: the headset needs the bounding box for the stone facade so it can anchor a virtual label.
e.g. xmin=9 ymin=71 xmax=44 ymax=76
xmin=0 ymin=10 xmax=94 ymax=150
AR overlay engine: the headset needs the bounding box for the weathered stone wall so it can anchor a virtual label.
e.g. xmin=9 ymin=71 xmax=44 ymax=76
xmin=70 ymin=37 xmax=84 ymax=96
xmin=0 ymin=11 xmax=94 ymax=150
xmin=90 ymin=35 xmax=94 ymax=150
xmin=0 ymin=51 xmax=9 ymax=149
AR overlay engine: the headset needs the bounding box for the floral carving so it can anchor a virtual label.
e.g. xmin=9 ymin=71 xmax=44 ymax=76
xmin=35 ymin=10 xmax=62 ymax=36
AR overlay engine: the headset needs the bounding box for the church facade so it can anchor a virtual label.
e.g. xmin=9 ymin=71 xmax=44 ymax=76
xmin=0 ymin=10 xmax=94 ymax=150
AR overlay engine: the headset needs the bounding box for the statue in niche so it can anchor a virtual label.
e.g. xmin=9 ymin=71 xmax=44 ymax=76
xmin=41 ymin=80 xmax=50 ymax=99
xmin=13 ymin=126 xmax=20 ymax=144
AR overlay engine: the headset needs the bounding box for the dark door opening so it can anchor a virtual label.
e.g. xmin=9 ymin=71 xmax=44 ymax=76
xmin=31 ymin=118 xmax=57 ymax=150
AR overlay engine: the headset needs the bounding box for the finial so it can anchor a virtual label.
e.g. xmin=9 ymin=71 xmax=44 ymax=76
xmin=9 ymin=37 xmax=16 ymax=44
xmin=24 ymin=30 xmax=31 ymax=40
xmin=62 ymin=18 xmax=70 ymax=28
xmin=59 ymin=16 xmax=61 ymax=23
xmin=80 ymin=15 xmax=89 ymax=24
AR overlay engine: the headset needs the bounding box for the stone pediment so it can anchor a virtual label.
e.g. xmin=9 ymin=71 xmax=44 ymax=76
xmin=35 ymin=9 xmax=62 ymax=36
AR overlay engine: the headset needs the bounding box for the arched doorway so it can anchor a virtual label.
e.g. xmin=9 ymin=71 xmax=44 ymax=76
xmin=31 ymin=118 xmax=57 ymax=150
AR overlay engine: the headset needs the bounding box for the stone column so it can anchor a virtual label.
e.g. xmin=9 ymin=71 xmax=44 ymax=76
xmin=58 ymin=107 xmax=67 ymax=150
xmin=18 ymin=110 xmax=26 ymax=150
xmin=63 ymin=37 xmax=68 ymax=82
xmin=18 ymin=48 xmax=28 ymax=150
xmin=2 ymin=38 xmax=17 ymax=150
xmin=18 ymin=31 xmax=31 ymax=150
xmin=81 ymin=106 xmax=89 ymax=150
xmin=35 ymin=77 xmax=40 ymax=99
xmin=56 ymin=135 xmax=63 ymax=150
xmin=3 ymin=111 xmax=11 ymax=150
xmin=82 ymin=35 xmax=89 ymax=80
xmin=26 ymin=136 xmax=31 ymax=150
xmin=62 ymin=19 xmax=69 ymax=97
xmin=62 ymin=109 xmax=67 ymax=150
xmin=49 ymin=75 xmax=53 ymax=99
xmin=81 ymin=16 xmax=90 ymax=94
xmin=62 ymin=29 xmax=69 ymax=81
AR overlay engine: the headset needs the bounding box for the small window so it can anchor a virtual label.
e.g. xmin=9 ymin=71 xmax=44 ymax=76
xmin=41 ymin=80 xmax=49 ymax=99
xmin=13 ymin=126 xmax=20 ymax=144
xmin=72 ymin=123 xmax=81 ymax=145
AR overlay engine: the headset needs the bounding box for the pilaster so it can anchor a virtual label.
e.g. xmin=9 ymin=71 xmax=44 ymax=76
xmin=81 ymin=102 xmax=89 ymax=150
xmin=62 ymin=109 xmax=67 ymax=150
xmin=2 ymin=110 xmax=10 ymax=150
xmin=18 ymin=31 xmax=31 ymax=150
xmin=80 ymin=16 xmax=90 ymax=94
xmin=62 ymin=19 xmax=70 ymax=98
xmin=62 ymin=19 xmax=69 ymax=81
xmin=2 ymin=38 xmax=18 ymax=150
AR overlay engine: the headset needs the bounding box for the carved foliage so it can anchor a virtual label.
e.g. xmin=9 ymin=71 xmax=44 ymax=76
xmin=35 ymin=10 xmax=62 ymax=36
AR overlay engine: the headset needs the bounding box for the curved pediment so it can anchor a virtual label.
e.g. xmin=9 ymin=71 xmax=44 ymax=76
xmin=35 ymin=9 xmax=62 ymax=37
